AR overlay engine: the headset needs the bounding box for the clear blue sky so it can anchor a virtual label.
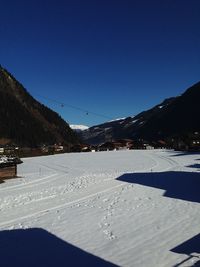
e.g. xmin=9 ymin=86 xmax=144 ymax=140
xmin=1 ymin=0 xmax=200 ymax=126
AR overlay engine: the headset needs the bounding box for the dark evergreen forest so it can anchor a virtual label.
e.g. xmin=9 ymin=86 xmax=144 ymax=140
xmin=0 ymin=66 xmax=78 ymax=147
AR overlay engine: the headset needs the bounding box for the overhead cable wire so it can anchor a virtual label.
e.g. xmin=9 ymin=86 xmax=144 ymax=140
xmin=34 ymin=93 xmax=113 ymax=120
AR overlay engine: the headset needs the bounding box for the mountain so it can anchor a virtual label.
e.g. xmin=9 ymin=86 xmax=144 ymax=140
xmin=0 ymin=66 xmax=78 ymax=147
xmin=70 ymin=125 xmax=89 ymax=132
xmin=81 ymin=82 xmax=200 ymax=144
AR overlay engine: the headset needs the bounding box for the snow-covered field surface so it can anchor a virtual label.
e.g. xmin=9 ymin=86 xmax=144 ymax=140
xmin=0 ymin=150 xmax=200 ymax=267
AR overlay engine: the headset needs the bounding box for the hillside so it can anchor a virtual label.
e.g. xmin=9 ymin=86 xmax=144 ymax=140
xmin=0 ymin=66 xmax=78 ymax=147
xmin=81 ymin=82 xmax=200 ymax=144
xmin=137 ymin=82 xmax=200 ymax=140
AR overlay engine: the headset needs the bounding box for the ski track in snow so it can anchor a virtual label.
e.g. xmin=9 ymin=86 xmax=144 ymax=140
xmin=0 ymin=150 xmax=200 ymax=267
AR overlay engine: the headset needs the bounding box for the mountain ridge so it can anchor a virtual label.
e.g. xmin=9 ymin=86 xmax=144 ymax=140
xmin=0 ymin=66 xmax=78 ymax=147
xmin=81 ymin=82 xmax=200 ymax=145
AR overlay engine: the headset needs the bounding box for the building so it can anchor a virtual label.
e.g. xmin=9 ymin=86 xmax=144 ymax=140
xmin=0 ymin=156 xmax=23 ymax=181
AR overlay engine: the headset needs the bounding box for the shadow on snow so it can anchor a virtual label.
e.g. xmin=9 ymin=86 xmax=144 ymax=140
xmin=0 ymin=228 xmax=118 ymax=267
xmin=117 ymin=172 xmax=200 ymax=265
xmin=117 ymin=171 xmax=200 ymax=203
xmin=171 ymin=233 xmax=200 ymax=267
xmin=170 ymin=151 xmax=200 ymax=157
xmin=186 ymin=164 xmax=200 ymax=169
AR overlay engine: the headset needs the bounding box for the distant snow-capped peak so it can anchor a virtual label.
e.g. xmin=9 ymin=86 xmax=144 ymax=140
xmin=108 ymin=117 xmax=126 ymax=122
xmin=70 ymin=125 xmax=89 ymax=132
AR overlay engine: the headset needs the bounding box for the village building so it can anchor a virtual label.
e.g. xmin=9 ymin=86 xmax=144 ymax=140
xmin=70 ymin=144 xmax=92 ymax=153
xmin=98 ymin=139 xmax=135 ymax=151
xmin=0 ymin=156 xmax=23 ymax=181
xmin=54 ymin=144 xmax=64 ymax=153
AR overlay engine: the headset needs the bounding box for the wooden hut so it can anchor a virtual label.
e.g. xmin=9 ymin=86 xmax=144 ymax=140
xmin=0 ymin=157 xmax=22 ymax=181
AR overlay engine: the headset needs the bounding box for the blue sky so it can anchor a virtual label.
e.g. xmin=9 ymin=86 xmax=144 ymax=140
xmin=1 ymin=0 xmax=200 ymax=126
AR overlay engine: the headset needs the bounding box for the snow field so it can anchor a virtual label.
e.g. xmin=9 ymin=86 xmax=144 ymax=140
xmin=0 ymin=150 xmax=200 ymax=267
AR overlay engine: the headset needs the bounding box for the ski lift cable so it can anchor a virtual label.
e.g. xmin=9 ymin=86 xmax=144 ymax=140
xmin=35 ymin=93 xmax=113 ymax=120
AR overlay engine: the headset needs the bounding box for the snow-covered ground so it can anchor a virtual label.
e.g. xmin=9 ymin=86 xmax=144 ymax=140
xmin=0 ymin=150 xmax=200 ymax=267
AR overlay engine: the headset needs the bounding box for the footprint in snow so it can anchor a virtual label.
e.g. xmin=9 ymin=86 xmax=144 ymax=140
xmin=103 ymin=230 xmax=116 ymax=240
